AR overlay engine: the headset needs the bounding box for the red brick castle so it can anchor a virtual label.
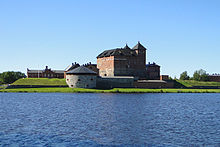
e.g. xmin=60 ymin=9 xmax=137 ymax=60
xmin=97 ymin=42 xmax=159 ymax=79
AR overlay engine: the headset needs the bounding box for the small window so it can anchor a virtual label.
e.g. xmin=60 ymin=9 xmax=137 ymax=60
xmin=67 ymin=79 xmax=69 ymax=81
xmin=78 ymin=79 xmax=81 ymax=81
xmin=104 ymin=74 xmax=107 ymax=76
xmin=91 ymin=78 xmax=93 ymax=81
xmin=71 ymin=85 xmax=73 ymax=87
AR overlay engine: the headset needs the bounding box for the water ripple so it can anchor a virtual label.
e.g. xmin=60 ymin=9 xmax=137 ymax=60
xmin=0 ymin=93 xmax=220 ymax=146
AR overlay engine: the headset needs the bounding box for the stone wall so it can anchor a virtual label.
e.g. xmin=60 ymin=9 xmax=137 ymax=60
xmin=96 ymin=76 xmax=134 ymax=89
xmin=66 ymin=75 xmax=97 ymax=88
xmin=134 ymin=80 xmax=175 ymax=89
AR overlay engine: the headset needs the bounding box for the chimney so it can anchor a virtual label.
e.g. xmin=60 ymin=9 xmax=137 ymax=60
xmin=46 ymin=66 xmax=48 ymax=69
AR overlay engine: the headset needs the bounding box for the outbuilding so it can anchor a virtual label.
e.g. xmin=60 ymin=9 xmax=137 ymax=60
xmin=66 ymin=66 xmax=97 ymax=88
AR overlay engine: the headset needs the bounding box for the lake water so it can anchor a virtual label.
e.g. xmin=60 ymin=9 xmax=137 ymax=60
xmin=0 ymin=93 xmax=220 ymax=146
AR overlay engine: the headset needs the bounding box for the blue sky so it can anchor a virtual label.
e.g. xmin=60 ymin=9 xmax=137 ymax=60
xmin=0 ymin=0 xmax=220 ymax=78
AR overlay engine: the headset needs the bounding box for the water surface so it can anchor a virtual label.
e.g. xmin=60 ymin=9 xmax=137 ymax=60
xmin=0 ymin=93 xmax=220 ymax=146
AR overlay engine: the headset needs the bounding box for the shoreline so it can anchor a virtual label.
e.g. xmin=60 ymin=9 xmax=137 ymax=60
xmin=1 ymin=87 xmax=220 ymax=93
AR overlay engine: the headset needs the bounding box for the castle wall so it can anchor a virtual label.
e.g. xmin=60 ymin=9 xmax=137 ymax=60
xmin=97 ymin=56 xmax=114 ymax=77
xmin=96 ymin=76 xmax=134 ymax=89
xmin=134 ymin=80 xmax=175 ymax=88
xmin=97 ymin=55 xmax=147 ymax=78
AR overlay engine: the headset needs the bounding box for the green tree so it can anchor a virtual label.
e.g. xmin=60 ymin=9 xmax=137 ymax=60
xmin=0 ymin=73 xmax=2 ymax=85
xmin=180 ymin=71 xmax=190 ymax=80
xmin=0 ymin=71 xmax=26 ymax=84
xmin=193 ymin=69 xmax=209 ymax=81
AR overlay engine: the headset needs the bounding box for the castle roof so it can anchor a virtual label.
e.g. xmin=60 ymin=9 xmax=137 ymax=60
xmin=66 ymin=66 xmax=97 ymax=75
xmin=132 ymin=41 xmax=146 ymax=50
xmin=97 ymin=42 xmax=146 ymax=58
xmin=123 ymin=44 xmax=131 ymax=50
xmin=97 ymin=48 xmax=137 ymax=58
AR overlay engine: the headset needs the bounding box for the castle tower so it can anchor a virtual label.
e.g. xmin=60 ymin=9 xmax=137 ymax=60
xmin=132 ymin=41 xmax=147 ymax=71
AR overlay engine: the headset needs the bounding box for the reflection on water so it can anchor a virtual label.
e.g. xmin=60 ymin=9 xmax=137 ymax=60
xmin=0 ymin=93 xmax=220 ymax=146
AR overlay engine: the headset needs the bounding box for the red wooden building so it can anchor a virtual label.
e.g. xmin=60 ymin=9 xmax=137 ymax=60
xmin=27 ymin=66 xmax=64 ymax=78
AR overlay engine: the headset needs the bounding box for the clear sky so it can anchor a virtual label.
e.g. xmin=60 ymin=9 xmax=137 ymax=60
xmin=0 ymin=0 xmax=220 ymax=78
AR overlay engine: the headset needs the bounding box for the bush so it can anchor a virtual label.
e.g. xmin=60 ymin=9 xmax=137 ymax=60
xmin=193 ymin=69 xmax=208 ymax=81
xmin=180 ymin=71 xmax=190 ymax=80
xmin=0 ymin=71 xmax=26 ymax=84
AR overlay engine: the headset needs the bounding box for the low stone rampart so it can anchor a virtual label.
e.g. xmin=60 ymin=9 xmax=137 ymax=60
xmin=97 ymin=76 xmax=134 ymax=89
xmin=134 ymin=80 xmax=175 ymax=89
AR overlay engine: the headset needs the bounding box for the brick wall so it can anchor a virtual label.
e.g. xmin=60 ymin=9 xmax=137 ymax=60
xmin=97 ymin=56 xmax=114 ymax=76
xmin=97 ymin=52 xmax=147 ymax=78
xmin=146 ymin=65 xmax=160 ymax=80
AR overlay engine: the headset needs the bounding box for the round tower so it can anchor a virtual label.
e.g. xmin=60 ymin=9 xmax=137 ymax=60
xmin=66 ymin=66 xmax=97 ymax=88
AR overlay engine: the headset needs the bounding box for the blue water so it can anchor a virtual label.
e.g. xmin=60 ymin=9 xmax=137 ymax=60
xmin=1 ymin=93 xmax=220 ymax=146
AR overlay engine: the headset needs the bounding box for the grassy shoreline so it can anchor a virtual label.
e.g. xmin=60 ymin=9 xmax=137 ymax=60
xmin=1 ymin=87 xmax=220 ymax=93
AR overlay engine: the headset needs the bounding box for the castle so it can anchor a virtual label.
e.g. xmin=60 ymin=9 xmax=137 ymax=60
xmin=27 ymin=42 xmax=170 ymax=88
xmin=97 ymin=42 xmax=160 ymax=80
xmin=65 ymin=42 xmax=167 ymax=89
xmin=97 ymin=42 xmax=147 ymax=79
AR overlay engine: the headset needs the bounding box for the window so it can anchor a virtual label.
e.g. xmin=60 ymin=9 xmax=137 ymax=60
xmin=91 ymin=78 xmax=93 ymax=81
xmin=78 ymin=79 xmax=81 ymax=81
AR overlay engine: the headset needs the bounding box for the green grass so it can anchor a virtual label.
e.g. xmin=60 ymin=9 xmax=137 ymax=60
xmin=0 ymin=84 xmax=8 ymax=89
xmin=12 ymin=78 xmax=67 ymax=86
xmin=176 ymin=80 xmax=220 ymax=88
xmin=1 ymin=87 xmax=220 ymax=93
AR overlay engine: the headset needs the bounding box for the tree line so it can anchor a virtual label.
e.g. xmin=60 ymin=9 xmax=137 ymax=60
xmin=179 ymin=69 xmax=209 ymax=81
xmin=0 ymin=71 xmax=26 ymax=84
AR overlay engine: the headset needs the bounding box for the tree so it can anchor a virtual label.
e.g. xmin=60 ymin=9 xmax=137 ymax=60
xmin=193 ymin=69 xmax=209 ymax=81
xmin=179 ymin=71 xmax=190 ymax=80
xmin=0 ymin=71 xmax=26 ymax=84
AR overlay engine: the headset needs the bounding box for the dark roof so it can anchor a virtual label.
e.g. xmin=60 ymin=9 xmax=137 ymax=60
xmin=27 ymin=70 xmax=64 ymax=74
xmin=132 ymin=41 xmax=146 ymax=50
xmin=66 ymin=66 xmax=97 ymax=75
xmin=97 ymin=47 xmax=137 ymax=58
xmin=97 ymin=42 xmax=146 ymax=58
xmin=146 ymin=62 xmax=160 ymax=67
xmin=123 ymin=44 xmax=131 ymax=50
